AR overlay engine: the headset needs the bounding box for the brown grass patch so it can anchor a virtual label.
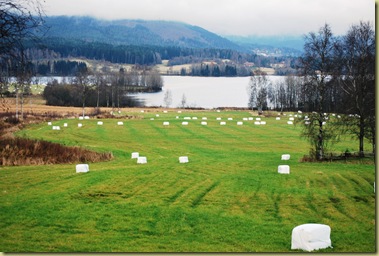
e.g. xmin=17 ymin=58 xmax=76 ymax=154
xmin=0 ymin=137 xmax=113 ymax=166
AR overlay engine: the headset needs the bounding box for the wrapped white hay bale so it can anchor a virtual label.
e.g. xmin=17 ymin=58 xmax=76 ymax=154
xmin=278 ymin=165 xmax=290 ymax=174
xmin=305 ymin=121 xmax=311 ymax=125
xmin=216 ymin=117 xmax=222 ymax=120
xmin=276 ymin=117 xmax=281 ymax=120
xmin=150 ymin=118 xmax=155 ymax=120
xmin=220 ymin=121 xmax=226 ymax=125
xmin=78 ymin=123 xmax=83 ymax=127
xmin=228 ymin=118 xmax=233 ymax=120
xmin=182 ymin=122 xmax=189 ymax=126
xmin=184 ymin=117 xmax=191 ymax=120
xmin=163 ymin=110 xmax=168 ymax=113
xmin=243 ymin=118 xmax=248 ymax=121
xmin=291 ymin=224 xmax=332 ymax=252
xmin=117 ymin=121 xmax=123 ymax=125
xmin=179 ymin=156 xmax=189 ymax=163
xmin=260 ymin=121 xmax=266 ymax=125
xmin=202 ymin=117 xmax=207 ymax=120
xmin=76 ymin=164 xmax=89 ymax=173
xmin=237 ymin=121 xmax=243 ymax=126
xmin=192 ymin=117 xmax=198 ymax=120
xmin=140 ymin=110 xmax=145 ymax=113
xmin=281 ymin=154 xmax=290 ymax=160
xmin=63 ymin=123 xmax=68 ymax=127
xmin=248 ymin=117 xmax=254 ymax=121
xmin=163 ymin=122 xmax=170 ymax=126
xmin=289 ymin=117 xmax=295 ymax=121
xmin=84 ymin=116 xmax=90 ymax=119
xmin=287 ymin=121 xmax=293 ymax=125
xmin=52 ymin=126 xmax=60 ymax=130
xmin=97 ymin=121 xmax=103 ymax=125
xmin=176 ymin=116 xmax=179 ymax=119
xmin=47 ymin=122 xmax=52 ymax=126
xmin=79 ymin=116 xmax=84 ymax=120
xmin=156 ymin=114 xmax=160 ymax=117
xmin=256 ymin=117 xmax=261 ymax=121
xmin=131 ymin=152 xmax=139 ymax=159
xmin=137 ymin=156 xmax=147 ymax=164
xmin=201 ymin=122 xmax=208 ymax=126
xmin=177 ymin=111 xmax=182 ymax=113
xmin=254 ymin=121 xmax=261 ymax=125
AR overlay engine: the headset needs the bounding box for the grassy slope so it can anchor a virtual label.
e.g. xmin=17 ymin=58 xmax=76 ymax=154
xmin=0 ymin=110 xmax=375 ymax=252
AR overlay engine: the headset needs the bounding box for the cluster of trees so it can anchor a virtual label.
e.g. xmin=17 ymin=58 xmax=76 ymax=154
xmin=189 ymin=62 xmax=250 ymax=77
xmin=248 ymin=22 xmax=375 ymax=159
xmin=43 ymin=67 xmax=163 ymax=110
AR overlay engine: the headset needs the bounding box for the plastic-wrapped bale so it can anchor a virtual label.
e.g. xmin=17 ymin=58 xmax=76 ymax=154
xmin=291 ymin=224 xmax=332 ymax=252
xmin=287 ymin=121 xmax=293 ymax=125
xmin=182 ymin=122 xmax=189 ymax=126
xmin=248 ymin=117 xmax=254 ymax=121
xmin=76 ymin=164 xmax=89 ymax=173
xmin=260 ymin=121 xmax=266 ymax=125
xmin=202 ymin=117 xmax=207 ymax=120
xmin=228 ymin=118 xmax=233 ymax=120
xmin=256 ymin=117 xmax=261 ymax=121
xmin=216 ymin=117 xmax=222 ymax=120
xmin=84 ymin=116 xmax=90 ymax=119
xmin=281 ymin=154 xmax=290 ymax=160
xmin=97 ymin=121 xmax=103 ymax=125
xmin=192 ymin=117 xmax=198 ymax=120
xmin=79 ymin=116 xmax=84 ymax=120
xmin=131 ymin=152 xmax=139 ymax=159
xmin=163 ymin=122 xmax=170 ymax=126
xmin=220 ymin=122 xmax=226 ymax=125
xmin=289 ymin=117 xmax=295 ymax=121
xmin=52 ymin=126 xmax=60 ymax=130
xmin=276 ymin=117 xmax=281 ymax=120
xmin=47 ymin=122 xmax=52 ymax=126
xmin=201 ymin=122 xmax=207 ymax=126
xmin=117 ymin=121 xmax=123 ymax=125
xmin=237 ymin=121 xmax=243 ymax=126
xmin=243 ymin=118 xmax=248 ymax=121
xmin=137 ymin=156 xmax=147 ymax=164
xmin=179 ymin=156 xmax=189 ymax=163
xmin=254 ymin=121 xmax=261 ymax=125
xmin=278 ymin=165 xmax=290 ymax=174
xmin=63 ymin=123 xmax=68 ymax=127
xmin=184 ymin=117 xmax=191 ymax=120
xmin=78 ymin=123 xmax=83 ymax=127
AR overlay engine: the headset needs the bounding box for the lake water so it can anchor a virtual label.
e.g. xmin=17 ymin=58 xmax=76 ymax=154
xmin=129 ymin=76 xmax=285 ymax=109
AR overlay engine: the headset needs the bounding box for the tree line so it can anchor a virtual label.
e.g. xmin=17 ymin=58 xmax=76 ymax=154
xmin=43 ymin=66 xmax=163 ymax=110
xmin=248 ymin=22 xmax=375 ymax=160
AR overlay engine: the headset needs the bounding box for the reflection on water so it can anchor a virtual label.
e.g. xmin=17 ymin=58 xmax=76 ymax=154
xmin=129 ymin=76 xmax=285 ymax=109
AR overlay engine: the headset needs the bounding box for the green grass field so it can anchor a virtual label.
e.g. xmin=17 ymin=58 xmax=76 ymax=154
xmin=0 ymin=110 xmax=375 ymax=252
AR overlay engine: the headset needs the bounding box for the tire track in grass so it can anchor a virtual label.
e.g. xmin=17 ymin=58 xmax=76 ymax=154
xmin=191 ymin=180 xmax=220 ymax=208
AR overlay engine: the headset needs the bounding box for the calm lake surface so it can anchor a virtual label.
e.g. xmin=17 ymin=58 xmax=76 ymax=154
xmin=130 ymin=76 xmax=285 ymax=109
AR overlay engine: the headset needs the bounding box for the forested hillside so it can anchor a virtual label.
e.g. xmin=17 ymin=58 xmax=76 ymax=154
xmin=42 ymin=16 xmax=243 ymax=50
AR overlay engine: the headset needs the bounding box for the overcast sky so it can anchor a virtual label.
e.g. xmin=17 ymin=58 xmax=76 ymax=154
xmin=43 ymin=0 xmax=375 ymax=36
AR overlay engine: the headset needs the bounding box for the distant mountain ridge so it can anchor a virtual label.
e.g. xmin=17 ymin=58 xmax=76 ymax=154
xmin=43 ymin=16 xmax=243 ymax=50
